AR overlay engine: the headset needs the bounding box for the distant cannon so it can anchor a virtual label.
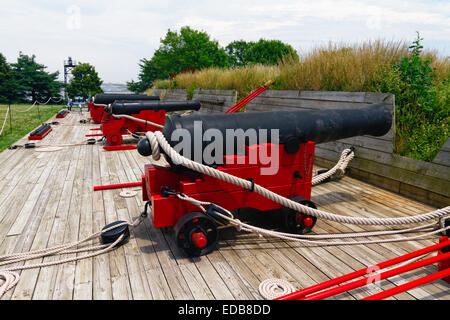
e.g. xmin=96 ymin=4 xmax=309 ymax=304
xmin=87 ymin=94 xmax=160 ymax=124
xmin=100 ymin=100 xmax=202 ymax=146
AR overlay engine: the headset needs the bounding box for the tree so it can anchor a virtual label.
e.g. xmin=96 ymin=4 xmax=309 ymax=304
xmin=226 ymin=39 xmax=298 ymax=67
xmin=128 ymin=26 xmax=229 ymax=93
xmin=0 ymin=53 xmax=19 ymax=104
xmin=127 ymin=58 xmax=160 ymax=94
xmin=66 ymin=63 xmax=103 ymax=99
xmin=12 ymin=52 xmax=62 ymax=102
xmin=225 ymin=40 xmax=255 ymax=67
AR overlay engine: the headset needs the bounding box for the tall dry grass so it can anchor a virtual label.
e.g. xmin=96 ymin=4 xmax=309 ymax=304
xmin=154 ymin=39 xmax=448 ymax=93
xmin=155 ymin=64 xmax=279 ymax=98
xmin=278 ymin=40 xmax=410 ymax=91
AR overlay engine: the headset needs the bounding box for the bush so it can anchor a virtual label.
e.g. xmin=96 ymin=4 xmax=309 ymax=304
xmin=391 ymin=33 xmax=449 ymax=161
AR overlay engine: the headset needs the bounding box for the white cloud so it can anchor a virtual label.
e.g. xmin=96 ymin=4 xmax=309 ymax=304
xmin=0 ymin=0 xmax=448 ymax=83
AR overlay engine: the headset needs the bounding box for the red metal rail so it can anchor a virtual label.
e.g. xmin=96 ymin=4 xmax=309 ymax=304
xmin=363 ymin=268 xmax=450 ymax=300
xmin=225 ymin=81 xmax=275 ymax=114
xmin=301 ymin=251 xmax=450 ymax=300
xmin=94 ymin=182 xmax=142 ymax=191
xmin=277 ymin=237 xmax=450 ymax=300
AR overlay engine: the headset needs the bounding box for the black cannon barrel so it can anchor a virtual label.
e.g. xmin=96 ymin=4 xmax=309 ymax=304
xmin=93 ymin=94 xmax=160 ymax=105
xmin=138 ymin=103 xmax=392 ymax=161
xmin=30 ymin=124 xmax=51 ymax=137
xmin=107 ymin=100 xmax=202 ymax=115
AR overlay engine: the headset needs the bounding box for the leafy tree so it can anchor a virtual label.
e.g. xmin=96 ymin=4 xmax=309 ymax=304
xmin=66 ymin=63 xmax=103 ymax=99
xmin=0 ymin=53 xmax=19 ymax=104
xmin=11 ymin=52 xmax=62 ymax=102
xmin=226 ymin=39 xmax=298 ymax=67
xmin=128 ymin=26 xmax=229 ymax=93
xmin=127 ymin=58 xmax=160 ymax=94
xmin=225 ymin=40 xmax=255 ymax=67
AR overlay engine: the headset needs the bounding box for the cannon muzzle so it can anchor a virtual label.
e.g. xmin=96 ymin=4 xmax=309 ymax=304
xmin=93 ymin=94 xmax=160 ymax=105
xmin=138 ymin=103 xmax=392 ymax=162
xmin=106 ymin=100 xmax=202 ymax=115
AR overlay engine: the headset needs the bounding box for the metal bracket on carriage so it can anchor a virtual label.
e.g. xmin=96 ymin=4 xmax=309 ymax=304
xmin=160 ymin=186 xmax=184 ymax=198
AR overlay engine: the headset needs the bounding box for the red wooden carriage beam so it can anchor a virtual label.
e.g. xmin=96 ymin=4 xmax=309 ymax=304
xmin=363 ymin=268 xmax=450 ymax=300
xmin=93 ymin=182 xmax=142 ymax=191
xmin=103 ymin=145 xmax=137 ymax=151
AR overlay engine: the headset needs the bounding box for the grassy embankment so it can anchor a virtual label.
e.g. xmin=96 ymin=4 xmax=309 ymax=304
xmin=151 ymin=40 xmax=450 ymax=162
xmin=0 ymin=104 xmax=64 ymax=152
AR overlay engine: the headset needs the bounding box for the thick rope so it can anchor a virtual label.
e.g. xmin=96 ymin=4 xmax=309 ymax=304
xmin=0 ymin=105 xmax=10 ymax=136
xmin=14 ymin=97 xmax=62 ymax=113
xmin=312 ymin=148 xmax=354 ymax=185
xmin=14 ymin=101 xmax=38 ymax=113
xmin=9 ymin=138 xmax=98 ymax=152
xmin=176 ymin=193 xmax=450 ymax=246
xmin=146 ymin=131 xmax=450 ymax=227
xmin=0 ymin=216 xmax=144 ymax=299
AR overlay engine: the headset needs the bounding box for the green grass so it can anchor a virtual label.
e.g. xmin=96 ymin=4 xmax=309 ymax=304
xmin=0 ymin=104 xmax=65 ymax=152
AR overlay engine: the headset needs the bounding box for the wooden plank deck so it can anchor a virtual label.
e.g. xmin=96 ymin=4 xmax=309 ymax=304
xmin=0 ymin=110 xmax=449 ymax=300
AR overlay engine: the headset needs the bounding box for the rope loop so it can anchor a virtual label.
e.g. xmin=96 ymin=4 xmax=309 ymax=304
xmin=259 ymin=279 xmax=296 ymax=300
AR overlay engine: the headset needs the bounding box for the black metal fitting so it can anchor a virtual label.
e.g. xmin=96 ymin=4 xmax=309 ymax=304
xmin=140 ymin=201 xmax=151 ymax=219
xmin=247 ymin=178 xmax=255 ymax=192
xmin=442 ymin=217 xmax=450 ymax=237
xmin=160 ymin=186 xmax=184 ymax=198
xmin=293 ymin=171 xmax=303 ymax=179
xmin=206 ymin=204 xmax=229 ymax=226
xmin=101 ymin=221 xmax=130 ymax=248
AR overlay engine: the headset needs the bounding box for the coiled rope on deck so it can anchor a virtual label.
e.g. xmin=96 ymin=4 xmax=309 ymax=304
xmin=259 ymin=279 xmax=296 ymax=300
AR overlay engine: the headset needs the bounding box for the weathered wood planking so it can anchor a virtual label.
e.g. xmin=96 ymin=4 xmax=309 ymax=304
xmin=153 ymin=89 xmax=188 ymax=101
xmin=193 ymin=89 xmax=237 ymax=114
xmin=2 ymin=108 xmax=449 ymax=301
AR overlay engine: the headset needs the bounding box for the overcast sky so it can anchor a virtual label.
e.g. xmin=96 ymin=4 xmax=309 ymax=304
xmin=0 ymin=0 xmax=448 ymax=84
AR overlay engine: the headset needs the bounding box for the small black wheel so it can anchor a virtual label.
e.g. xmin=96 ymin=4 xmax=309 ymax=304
xmin=281 ymin=196 xmax=317 ymax=235
xmin=174 ymin=212 xmax=219 ymax=257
